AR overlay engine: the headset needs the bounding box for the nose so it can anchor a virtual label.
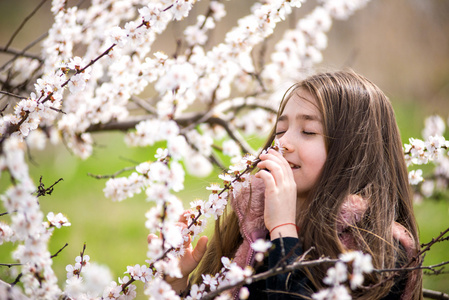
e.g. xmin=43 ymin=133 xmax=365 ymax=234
xmin=277 ymin=134 xmax=294 ymax=153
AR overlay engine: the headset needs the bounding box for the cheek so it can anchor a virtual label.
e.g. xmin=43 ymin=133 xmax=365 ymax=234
xmin=310 ymin=147 xmax=327 ymax=174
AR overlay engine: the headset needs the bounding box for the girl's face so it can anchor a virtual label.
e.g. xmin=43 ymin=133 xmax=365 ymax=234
xmin=275 ymin=88 xmax=327 ymax=201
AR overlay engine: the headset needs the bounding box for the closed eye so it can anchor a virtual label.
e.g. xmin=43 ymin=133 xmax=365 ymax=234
xmin=302 ymin=131 xmax=316 ymax=135
xmin=275 ymin=131 xmax=286 ymax=136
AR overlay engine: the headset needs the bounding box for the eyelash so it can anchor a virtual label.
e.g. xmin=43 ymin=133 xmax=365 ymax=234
xmin=302 ymin=131 xmax=316 ymax=135
xmin=275 ymin=131 xmax=316 ymax=136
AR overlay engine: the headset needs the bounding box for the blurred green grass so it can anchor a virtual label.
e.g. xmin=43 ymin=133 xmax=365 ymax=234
xmin=0 ymin=100 xmax=448 ymax=299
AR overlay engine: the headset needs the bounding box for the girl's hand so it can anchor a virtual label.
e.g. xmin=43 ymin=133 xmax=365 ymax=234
xmin=255 ymin=149 xmax=298 ymax=240
xmin=147 ymin=211 xmax=208 ymax=294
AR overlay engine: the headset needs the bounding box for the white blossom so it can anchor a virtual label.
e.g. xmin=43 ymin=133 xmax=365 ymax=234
xmin=26 ymin=129 xmax=47 ymax=150
xmin=239 ymin=286 xmax=250 ymax=299
xmin=323 ymin=262 xmax=348 ymax=286
xmin=222 ymin=139 xmax=241 ymax=158
xmin=409 ymin=169 xmax=424 ymax=185
xmin=422 ymin=115 xmax=446 ymax=140
xmin=421 ymin=180 xmax=435 ymax=198
xmin=184 ymin=151 xmax=213 ymax=178
xmin=102 ymin=281 xmax=121 ymax=300
xmin=312 ymin=285 xmax=351 ymax=300
xmin=0 ymin=222 xmax=14 ymax=245
xmin=144 ymin=277 xmax=180 ymax=300
xmin=46 ymin=212 xmax=71 ymax=229
xmin=250 ymin=239 xmax=272 ymax=253
xmin=82 ymin=263 xmax=113 ymax=297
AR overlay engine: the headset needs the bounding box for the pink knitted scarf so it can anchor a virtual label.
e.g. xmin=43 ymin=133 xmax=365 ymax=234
xmin=230 ymin=176 xmax=418 ymax=299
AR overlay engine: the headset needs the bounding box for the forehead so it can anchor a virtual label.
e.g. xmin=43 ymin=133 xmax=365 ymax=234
xmin=279 ymin=89 xmax=321 ymax=121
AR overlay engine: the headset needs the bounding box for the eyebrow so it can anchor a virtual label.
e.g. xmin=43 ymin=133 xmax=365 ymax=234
xmin=278 ymin=113 xmax=321 ymax=122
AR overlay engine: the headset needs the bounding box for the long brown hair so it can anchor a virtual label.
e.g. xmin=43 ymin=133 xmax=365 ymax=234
xmin=194 ymin=70 xmax=422 ymax=299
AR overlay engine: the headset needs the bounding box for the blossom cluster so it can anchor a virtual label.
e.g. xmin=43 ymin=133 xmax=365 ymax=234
xmin=104 ymin=145 xmax=269 ymax=299
xmin=184 ymin=256 xmax=254 ymax=300
xmin=0 ymin=137 xmax=67 ymax=298
xmin=312 ymin=251 xmax=373 ymax=300
xmin=0 ymin=0 xmax=387 ymax=299
xmin=262 ymin=0 xmax=370 ymax=89
xmin=64 ymin=253 xmax=123 ymax=299
xmin=403 ymin=115 xmax=449 ymax=202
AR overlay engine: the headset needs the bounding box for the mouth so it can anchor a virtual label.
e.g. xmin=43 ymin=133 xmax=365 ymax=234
xmin=288 ymin=162 xmax=300 ymax=169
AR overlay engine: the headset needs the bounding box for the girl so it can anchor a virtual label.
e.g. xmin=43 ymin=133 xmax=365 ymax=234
xmin=160 ymin=70 xmax=422 ymax=299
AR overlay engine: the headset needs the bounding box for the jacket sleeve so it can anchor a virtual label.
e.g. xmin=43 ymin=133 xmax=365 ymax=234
xmin=266 ymin=238 xmax=409 ymax=300
xmin=266 ymin=237 xmax=314 ymax=299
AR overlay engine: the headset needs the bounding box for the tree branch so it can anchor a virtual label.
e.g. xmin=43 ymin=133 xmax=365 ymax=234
xmin=0 ymin=32 xmax=48 ymax=73
xmin=87 ymin=166 xmax=136 ymax=179
xmin=3 ymin=0 xmax=49 ymax=51
xmin=375 ymin=260 xmax=449 ymax=274
xmin=0 ymin=91 xmax=27 ymax=99
xmin=421 ymin=227 xmax=449 ymax=249
xmin=0 ymin=263 xmax=22 ymax=268
xmin=0 ymin=211 xmax=13 ymax=217
xmin=85 ymin=113 xmax=258 ymax=155
xmin=10 ymin=273 xmax=22 ymax=287
xmin=34 ymin=176 xmax=64 ymax=197
xmin=201 ymin=256 xmax=338 ymax=300
xmin=0 ymin=47 xmax=42 ymax=61
xmin=130 ymin=95 xmax=157 ymax=114
xmin=423 ymin=289 xmax=449 ymax=300
xmin=364 ymin=226 xmax=449 ymax=290
xmin=50 ymin=243 xmax=69 ymax=259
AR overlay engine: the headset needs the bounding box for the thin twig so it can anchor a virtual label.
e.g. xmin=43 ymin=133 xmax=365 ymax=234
xmin=59 ymin=44 xmax=116 ymax=90
xmin=3 ymin=0 xmax=49 ymax=51
xmin=130 ymin=95 xmax=157 ymax=114
xmin=364 ymin=227 xmax=449 ymax=290
xmin=87 ymin=166 xmax=136 ymax=179
xmin=421 ymin=227 xmax=449 ymax=249
xmin=0 ymin=211 xmax=12 ymax=217
xmin=374 ymin=260 xmax=449 ymax=273
xmin=0 ymin=31 xmax=48 ymax=73
xmin=77 ymin=243 xmax=87 ymax=276
xmin=0 ymin=46 xmax=42 ymax=61
xmin=207 ymin=116 xmax=255 ymax=155
xmin=50 ymin=243 xmax=69 ymax=259
xmin=0 ymin=91 xmax=27 ymax=99
xmin=274 ymin=244 xmax=313 ymax=271
xmin=10 ymin=273 xmax=22 ymax=287
xmin=34 ymin=176 xmax=64 ymax=197
xmin=209 ymin=151 xmax=227 ymax=172
xmin=201 ymin=256 xmax=338 ymax=300
xmin=0 ymin=263 xmax=22 ymax=268
xmin=0 ymin=103 xmax=8 ymax=115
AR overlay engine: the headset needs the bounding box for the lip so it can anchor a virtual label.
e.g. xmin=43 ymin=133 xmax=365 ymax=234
xmin=287 ymin=161 xmax=300 ymax=169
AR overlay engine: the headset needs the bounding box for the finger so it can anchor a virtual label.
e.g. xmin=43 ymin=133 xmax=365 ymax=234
xmin=255 ymin=169 xmax=276 ymax=191
xmin=259 ymin=150 xmax=283 ymax=163
xmin=268 ymin=148 xmax=284 ymax=157
xmin=257 ymin=159 xmax=284 ymax=171
xmin=259 ymin=151 xmax=290 ymax=171
xmin=175 ymin=221 xmax=192 ymax=248
xmin=179 ymin=210 xmax=193 ymax=224
xmin=267 ymin=150 xmax=291 ymax=169
xmin=260 ymin=151 xmax=293 ymax=175
xmin=147 ymin=233 xmax=158 ymax=244
xmin=191 ymin=236 xmax=208 ymax=264
xmin=257 ymin=160 xmax=288 ymax=184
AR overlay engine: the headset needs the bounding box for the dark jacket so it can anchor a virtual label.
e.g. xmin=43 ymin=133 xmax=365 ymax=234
xmin=230 ymin=176 xmax=416 ymax=300
xmin=245 ymin=237 xmax=408 ymax=299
